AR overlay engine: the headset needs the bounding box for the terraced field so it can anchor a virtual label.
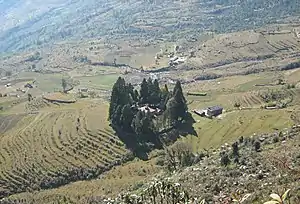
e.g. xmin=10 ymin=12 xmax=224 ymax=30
xmin=186 ymin=109 xmax=293 ymax=151
xmin=0 ymin=101 xmax=130 ymax=198
xmin=0 ymin=114 xmax=25 ymax=134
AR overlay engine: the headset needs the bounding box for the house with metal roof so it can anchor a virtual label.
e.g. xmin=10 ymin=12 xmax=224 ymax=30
xmin=206 ymin=106 xmax=223 ymax=117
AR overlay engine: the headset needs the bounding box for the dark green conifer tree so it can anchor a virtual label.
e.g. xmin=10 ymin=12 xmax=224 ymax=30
xmin=131 ymin=111 xmax=144 ymax=136
xmin=111 ymin=105 xmax=123 ymax=126
xmin=173 ymin=81 xmax=187 ymax=120
xmin=133 ymin=90 xmax=139 ymax=103
xmin=165 ymin=81 xmax=187 ymax=125
xmin=140 ymin=78 xmax=149 ymax=104
xmin=140 ymin=113 xmax=155 ymax=141
xmin=109 ymin=77 xmax=131 ymax=120
xmin=109 ymin=77 xmax=122 ymax=120
xmin=151 ymin=79 xmax=161 ymax=105
xmin=160 ymin=84 xmax=170 ymax=110
xmin=120 ymin=104 xmax=134 ymax=132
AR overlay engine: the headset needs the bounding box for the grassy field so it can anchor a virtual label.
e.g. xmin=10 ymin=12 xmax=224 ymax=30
xmin=185 ymin=109 xmax=293 ymax=151
xmin=18 ymin=72 xmax=64 ymax=93
xmin=74 ymin=74 xmax=120 ymax=90
xmin=182 ymin=70 xmax=297 ymax=150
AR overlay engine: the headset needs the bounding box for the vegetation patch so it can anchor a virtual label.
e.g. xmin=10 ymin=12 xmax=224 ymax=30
xmin=109 ymin=77 xmax=195 ymax=158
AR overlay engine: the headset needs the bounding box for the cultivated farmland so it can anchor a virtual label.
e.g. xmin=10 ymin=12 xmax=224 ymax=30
xmin=0 ymin=101 xmax=131 ymax=198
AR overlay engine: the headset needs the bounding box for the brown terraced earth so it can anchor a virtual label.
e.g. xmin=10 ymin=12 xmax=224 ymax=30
xmin=0 ymin=0 xmax=299 ymax=203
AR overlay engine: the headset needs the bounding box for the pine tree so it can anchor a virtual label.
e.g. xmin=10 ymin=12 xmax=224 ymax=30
xmin=173 ymin=81 xmax=186 ymax=103
xmin=165 ymin=97 xmax=178 ymax=126
xmin=120 ymin=104 xmax=134 ymax=132
xmin=173 ymin=81 xmax=187 ymax=120
xmin=132 ymin=111 xmax=144 ymax=136
xmin=147 ymin=77 xmax=154 ymax=103
xmin=165 ymin=81 xmax=188 ymax=126
xmin=140 ymin=78 xmax=149 ymax=104
xmin=112 ymin=105 xmax=122 ymax=126
xmin=140 ymin=113 xmax=155 ymax=141
xmin=118 ymin=77 xmax=130 ymax=105
xmin=133 ymin=90 xmax=139 ymax=103
xmin=109 ymin=77 xmax=122 ymax=120
xmin=109 ymin=77 xmax=131 ymax=120
xmin=160 ymin=84 xmax=170 ymax=110
xmin=151 ymin=79 xmax=161 ymax=105
xmin=126 ymin=83 xmax=135 ymax=105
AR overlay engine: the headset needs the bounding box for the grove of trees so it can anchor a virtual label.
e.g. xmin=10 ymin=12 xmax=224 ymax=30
xmin=109 ymin=77 xmax=188 ymax=144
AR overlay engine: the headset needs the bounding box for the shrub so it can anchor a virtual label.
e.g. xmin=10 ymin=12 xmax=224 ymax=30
xmin=220 ymin=152 xmax=230 ymax=166
xmin=155 ymin=157 xmax=165 ymax=166
xmin=232 ymin=142 xmax=239 ymax=158
xmin=287 ymin=84 xmax=296 ymax=89
xmin=239 ymin=136 xmax=244 ymax=144
xmin=281 ymin=60 xmax=300 ymax=70
xmin=165 ymin=142 xmax=195 ymax=171
xmin=234 ymin=102 xmax=241 ymax=108
xmin=254 ymin=141 xmax=261 ymax=152
xmin=273 ymin=136 xmax=279 ymax=143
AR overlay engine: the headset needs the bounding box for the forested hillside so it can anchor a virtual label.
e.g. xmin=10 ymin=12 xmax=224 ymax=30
xmin=0 ymin=0 xmax=299 ymax=52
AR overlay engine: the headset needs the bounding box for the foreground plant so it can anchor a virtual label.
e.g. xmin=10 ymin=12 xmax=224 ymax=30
xmin=232 ymin=192 xmax=251 ymax=203
xmin=264 ymin=189 xmax=291 ymax=204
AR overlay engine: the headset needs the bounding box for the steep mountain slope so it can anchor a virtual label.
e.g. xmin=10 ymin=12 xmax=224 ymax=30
xmin=0 ymin=0 xmax=70 ymax=32
xmin=0 ymin=0 xmax=299 ymax=52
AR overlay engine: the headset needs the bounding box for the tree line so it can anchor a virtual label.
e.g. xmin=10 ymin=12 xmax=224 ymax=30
xmin=108 ymin=77 xmax=188 ymax=144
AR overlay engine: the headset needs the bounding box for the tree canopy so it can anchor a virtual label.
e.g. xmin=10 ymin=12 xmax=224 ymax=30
xmin=109 ymin=77 xmax=188 ymax=143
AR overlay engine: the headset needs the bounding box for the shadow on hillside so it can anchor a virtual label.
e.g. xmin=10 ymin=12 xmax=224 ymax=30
xmin=112 ymin=126 xmax=149 ymax=160
xmin=179 ymin=112 xmax=198 ymax=137
xmin=112 ymin=112 xmax=197 ymax=160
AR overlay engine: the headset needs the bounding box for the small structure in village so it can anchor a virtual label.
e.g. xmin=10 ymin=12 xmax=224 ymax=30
xmin=207 ymin=106 xmax=223 ymax=117
xmin=194 ymin=105 xmax=223 ymax=118
xmin=5 ymin=83 xmax=11 ymax=88
xmin=8 ymin=92 xmax=20 ymax=97
xmin=24 ymin=80 xmax=35 ymax=88
xmin=168 ymin=56 xmax=186 ymax=66
xmin=24 ymin=83 xmax=33 ymax=88
xmin=78 ymin=87 xmax=89 ymax=93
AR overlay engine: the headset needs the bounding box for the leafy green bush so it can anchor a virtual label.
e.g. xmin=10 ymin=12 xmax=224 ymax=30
xmin=165 ymin=142 xmax=195 ymax=171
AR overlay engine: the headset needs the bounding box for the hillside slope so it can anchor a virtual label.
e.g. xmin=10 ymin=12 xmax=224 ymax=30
xmin=0 ymin=0 xmax=299 ymax=52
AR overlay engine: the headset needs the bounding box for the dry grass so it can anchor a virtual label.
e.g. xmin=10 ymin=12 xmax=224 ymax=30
xmin=8 ymin=159 xmax=160 ymax=203
xmin=0 ymin=100 xmax=131 ymax=197
xmin=184 ymin=109 xmax=293 ymax=151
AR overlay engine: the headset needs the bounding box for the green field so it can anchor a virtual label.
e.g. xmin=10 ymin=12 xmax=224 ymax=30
xmin=74 ymin=74 xmax=120 ymax=90
xmin=18 ymin=72 xmax=64 ymax=92
xmin=184 ymin=109 xmax=293 ymax=151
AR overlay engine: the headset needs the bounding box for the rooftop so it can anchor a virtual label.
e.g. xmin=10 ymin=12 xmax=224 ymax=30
xmin=207 ymin=106 xmax=223 ymax=111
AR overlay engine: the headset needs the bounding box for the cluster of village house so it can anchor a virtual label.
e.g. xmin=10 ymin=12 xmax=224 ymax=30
xmin=155 ymin=44 xmax=187 ymax=67
xmin=2 ymin=81 xmax=35 ymax=97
